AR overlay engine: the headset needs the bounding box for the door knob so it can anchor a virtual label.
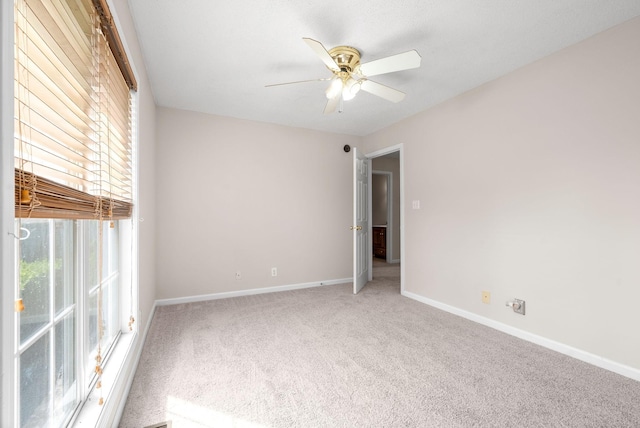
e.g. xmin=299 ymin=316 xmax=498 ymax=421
xmin=350 ymin=226 xmax=363 ymax=230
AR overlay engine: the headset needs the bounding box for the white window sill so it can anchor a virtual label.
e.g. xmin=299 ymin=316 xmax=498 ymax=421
xmin=72 ymin=330 xmax=137 ymax=427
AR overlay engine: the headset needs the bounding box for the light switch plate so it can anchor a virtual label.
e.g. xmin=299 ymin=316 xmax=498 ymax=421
xmin=482 ymin=291 xmax=491 ymax=304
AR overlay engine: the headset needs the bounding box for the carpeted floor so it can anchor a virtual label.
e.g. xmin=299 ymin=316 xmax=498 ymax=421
xmin=119 ymin=261 xmax=640 ymax=427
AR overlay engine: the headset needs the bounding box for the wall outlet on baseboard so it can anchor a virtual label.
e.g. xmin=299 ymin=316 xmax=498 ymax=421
xmin=482 ymin=291 xmax=491 ymax=304
xmin=271 ymin=267 xmax=277 ymax=277
xmin=235 ymin=271 xmax=241 ymax=280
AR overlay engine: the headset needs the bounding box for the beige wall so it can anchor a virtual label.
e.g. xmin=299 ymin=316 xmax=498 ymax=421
xmin=364 ymin=17 xmax=640 ymax=370
xmin=155 ymin=108 xmax=360 ymax=299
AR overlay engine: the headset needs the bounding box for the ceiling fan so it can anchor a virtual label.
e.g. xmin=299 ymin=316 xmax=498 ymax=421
xmin=267 ymin=38 xmax=421 ymax=114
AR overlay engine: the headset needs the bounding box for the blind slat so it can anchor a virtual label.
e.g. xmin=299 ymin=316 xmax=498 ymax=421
xmin=16 ymin=29 xmax=93 ymax=107
xmin=16 ymin=52 xmax=95 ymax=121
xmin=15 ymin=162 xmax=96 ymax=190
xmin=14 ymin=112 xmax=95 ymax=155
xmin=16 ymin=170 xmax=132 ymax=219
xmin=20 ymin=0 xmax=94 ymax=92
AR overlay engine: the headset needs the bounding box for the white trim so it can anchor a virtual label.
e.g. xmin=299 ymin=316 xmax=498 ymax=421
xmin=108 ymin=301 xmax=157 ymax=427
xmin=402 ymin=290 xmax=640 ymax=382
xmin=73 ymin=332 xmax=135 ymax=427
xmin=73 ymin=301 xmax=158 ymax=427
xmin=366 ymin=144 xmax=403 ymax=159
xmin=156 ymin=278 xmax=352 ymax=307
xmin=399 ymin=148 xmax=404 ymax=295
xmin=1 ymin=0 xmax=15 ymax=426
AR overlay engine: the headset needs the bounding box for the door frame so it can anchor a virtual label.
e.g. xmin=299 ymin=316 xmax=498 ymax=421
xmin=365 ymin=144 xmax=405 ymax=294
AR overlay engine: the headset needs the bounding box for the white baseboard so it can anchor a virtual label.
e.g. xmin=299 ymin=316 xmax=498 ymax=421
xmin=402 ymin=290 xmax=640 ymax=382
xmin=155 ymin=278 xmax=353 ymax=307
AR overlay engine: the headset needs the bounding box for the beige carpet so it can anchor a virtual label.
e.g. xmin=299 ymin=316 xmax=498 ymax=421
xmin=120 ymin=261 xmax=640 ymax=427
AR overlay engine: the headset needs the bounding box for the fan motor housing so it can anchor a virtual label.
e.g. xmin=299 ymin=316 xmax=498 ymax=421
xmin=328 ymin=46 xmax=361 ymax=72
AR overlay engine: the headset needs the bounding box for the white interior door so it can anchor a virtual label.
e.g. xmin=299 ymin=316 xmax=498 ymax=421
xmin=353 ymin=147 xmax=369 ymax=294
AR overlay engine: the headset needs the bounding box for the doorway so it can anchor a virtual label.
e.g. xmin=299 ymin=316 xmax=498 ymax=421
xmin=372 ymin=171 xmax=392 ymax=263
xmin=366 ymin=145 xmax=404 ymax=294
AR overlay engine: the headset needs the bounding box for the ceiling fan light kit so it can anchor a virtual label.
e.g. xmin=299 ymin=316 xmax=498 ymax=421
xmin=267 ymin=38 xmax=421 ymax=114
xmin=342 ymin=77 xmax=362 ymax=101
xmin=325 ymin=77 xmax=343 ymax=99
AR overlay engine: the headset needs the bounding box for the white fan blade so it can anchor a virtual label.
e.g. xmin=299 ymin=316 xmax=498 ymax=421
xmin=360 ymin=80 xmax=405 ymax=103
xmin=303 ymin=38 xmax=339 ymax=71
xmin=265 ymin=77 xmax=331 ymax=87
xmin=358 ymin=50 xmax=421 ymax=77
xmin=324 ymin=94 xmax=340 ymax=114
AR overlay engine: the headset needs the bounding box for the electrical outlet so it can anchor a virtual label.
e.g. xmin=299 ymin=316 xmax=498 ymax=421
xmin=506 ymin=298 xmax=526 ymax=315
xmin=481 ymin=291 xmax=491 ymax=304
xmin=235 ymin=271 xmax=241 ymax=280
xmin=271 ymin=267 xmax=277 ymax=277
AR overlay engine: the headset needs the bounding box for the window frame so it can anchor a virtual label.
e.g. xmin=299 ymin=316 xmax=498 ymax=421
xmin=2 ymin=0 xmax=19 ymax=425
xmin=14 ymin=218 xmax=129 ymax=427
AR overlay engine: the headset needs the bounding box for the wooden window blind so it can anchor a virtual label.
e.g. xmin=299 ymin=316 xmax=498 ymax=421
xmin=14 ymin=0 xmax=135 ymax=220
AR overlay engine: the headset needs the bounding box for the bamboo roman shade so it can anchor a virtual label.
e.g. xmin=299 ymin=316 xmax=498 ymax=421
xmin=14 ymin=0 xmax=135 ymax=220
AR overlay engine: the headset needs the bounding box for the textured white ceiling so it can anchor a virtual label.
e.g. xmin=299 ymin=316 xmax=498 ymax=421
xmin=127 ymin=1 xmax=640 ymax=136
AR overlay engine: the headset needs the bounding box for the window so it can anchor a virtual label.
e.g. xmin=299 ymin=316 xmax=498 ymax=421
xmin=18 ymin=219 xmax=76 ymax=427
xmin=17 ymin=219 xmax=123 ymax=427
xmin=12 ymin=0 xmax=136 ymax=426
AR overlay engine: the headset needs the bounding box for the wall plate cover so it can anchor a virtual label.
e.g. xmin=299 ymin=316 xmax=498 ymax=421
xmin=512 ymin=298 xmax=525 ymax=315
xmin=481 ymin=291 xmax=491 ymax=304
